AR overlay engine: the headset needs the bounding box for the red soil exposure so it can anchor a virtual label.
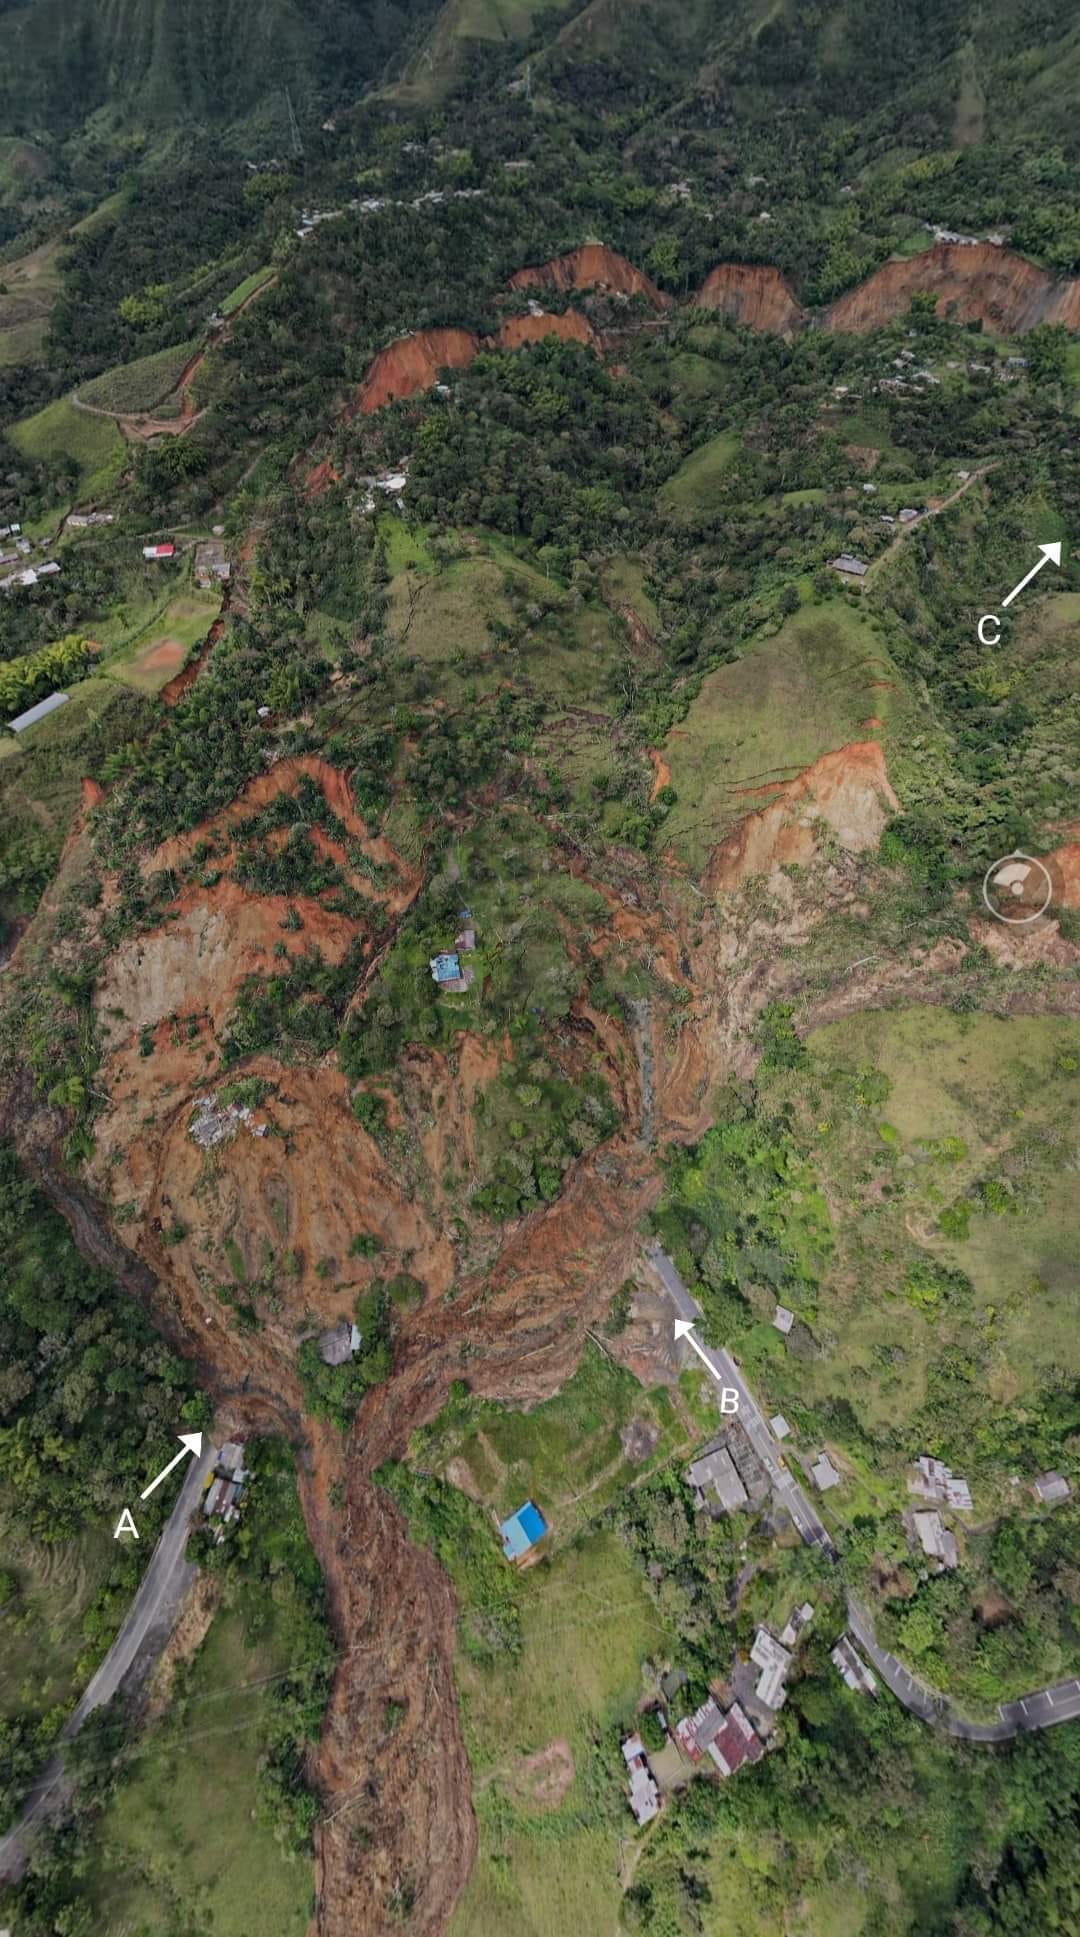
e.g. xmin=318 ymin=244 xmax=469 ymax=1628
xmin=825 ymin=243 xmax=1080 ymax=334
xmin=355 ymin=310 xmax=596 ymax=415
xmin=139 ymin=637 xmax=185 ymax=671
xmin=509 ymin=244 xmax=672 ymax=309
xmin=80 ymin=777 xmax=105 ymax=810
xmin=1046 ymin=840 xmax=1080 ymax=907
xmin=704 ymin=741 xmax=899 ymax=893
xmin=305 ymin=456 xmax=342 ymax=498
xmin=695 ymin=263 xmax=805 ymax=335
xmin=491 ymin=309 xmax=596 ymax=352
xmin=647 ymin=748 xmax=671 ymax=803
xmin=357 ymin=326 xmax=481 ymax=413
xmin=160 ymin=616 xmax=225 ymax=705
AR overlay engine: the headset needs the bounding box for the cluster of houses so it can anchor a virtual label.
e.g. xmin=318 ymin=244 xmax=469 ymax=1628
xmin=429 ymin=909 xmax=477 ymax=995
xmin=620 ymin=1601 xmax=881 ymax=1825
xmin=295 ymin=185 xmax=486 ymax=240
xmin=1 ymin=520 xmax=62 ymax=593
xmin=904 ymin=1456 xmax=1072 ymax=1574
xmin=360 ymin=460 xmax=409 ymax=514
xmin=201 ymin=1441 xmax=249 ymax=1542
xmin=68 ymin=510 xmax=115 ymax=529
xmin=2 ymin=559 xmax=60 ymax=593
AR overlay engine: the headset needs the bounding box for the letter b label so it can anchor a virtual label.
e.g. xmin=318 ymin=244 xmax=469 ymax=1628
xmin=719 ymin=1388 xmax=739 ymax=1413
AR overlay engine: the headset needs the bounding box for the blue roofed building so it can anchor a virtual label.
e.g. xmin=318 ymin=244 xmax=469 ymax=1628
xmin=430 ymin=950 xmax=463 ymax=984
xmin=499 ymin=1500 xmax=548 ymax=1562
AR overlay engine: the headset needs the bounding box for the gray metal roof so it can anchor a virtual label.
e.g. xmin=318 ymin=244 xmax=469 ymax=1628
xmin=7 ymin=690 xmax=69 ymax=733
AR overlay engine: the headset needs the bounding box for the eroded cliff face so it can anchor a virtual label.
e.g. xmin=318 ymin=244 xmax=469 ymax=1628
xmin=357 ymin=326 xmax=481 ymax=413
xmin=355 ymin=309 xmax=596 ymax=413
xmin=701 ymin=741 xmax=899 ymax=894
xmin=509 ymin=243 xmax=672 ymax=308
xmin=491 ymin=309 xmax=597 ymax=351
xmin=825 ymin=242 xmax=1080 ymax=334
xmin=695 ymin=262 xmax=805 ymax=334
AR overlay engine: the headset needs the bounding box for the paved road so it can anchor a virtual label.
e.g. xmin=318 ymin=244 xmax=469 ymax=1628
xmin=0 ymin=1440 xmax=215 ymax=1881
xmin=648 ymin=1243 xmax=1080 ymax=1741
xmin=646 ymin=1242 xmax=837 ymax=1558
xmin=847 ymin=1596 xmax=1080 ymax=1741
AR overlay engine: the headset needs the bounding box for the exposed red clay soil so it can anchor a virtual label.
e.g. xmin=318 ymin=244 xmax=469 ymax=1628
xmin=357 ymin=327 xmax=481 ymax=413
xmin=12 ymin=734 xmax=1080 ymax=1937
xmin=647 ymin=748 xmax=671 ymax=803
xmin=491 ymin=308 xmax=596 ymax=351
xmin=305 ymin=456 xmax=342 ymax=498
xmin=80 ymin=777 xmax=105 ymax=810
xmin=695 ymin=262 xmax=805 ymax=334
xmin=509 ymin=244 xmax=671 ymax=309
xmin=138 ymin=637 xmax=185 ymax=672
xmin=161 ymin=616 xmax=225 ymax=705
xmin=355 ymin=310 xmax=596 ymax=415
xmin=704 ymin=741 xmax=899 ymax=893
xmin=1046 ymin=839 xmax=1080 ymax=907
xmin=825 ymin=242 xmax=1080 ymax=334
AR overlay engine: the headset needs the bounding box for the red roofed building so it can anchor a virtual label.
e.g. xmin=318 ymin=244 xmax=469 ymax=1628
xmin=675 ymin=1698 xmax=764 ymax=1778
xmin=142 ymin=543 xmax=177 ymax=560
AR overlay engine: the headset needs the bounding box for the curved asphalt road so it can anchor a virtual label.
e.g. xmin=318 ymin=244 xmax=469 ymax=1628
xmin=0 ymin=1440 xmax=215 ymax=1882
xmin=647 ymin=1242 xmax=1080 ymax=1744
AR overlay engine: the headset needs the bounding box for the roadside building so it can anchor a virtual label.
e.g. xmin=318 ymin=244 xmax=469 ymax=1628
xmin=143 ymin=542 xmax=177 ymax=560
xmin=809 ymin=1452 xmax=840 ymax=1492
xmin=7 ymin=691 xmax=69 ymax=733
xmin=913 ymin=1509 xmax=959 ymax=1570
xmin=1032 ymin=1471 xmax=1071 ymax=1506
xmin=779 ymin=1602 xmax=814 ymax=1648
xmin=831 ymin=1635 xmax=878 ymax=1696
xmin=772 ymin=1304 xmax=795 ymax=1335
xmin=621 ymin=1734 xmax=660 ymax=1824
xmin=499 ymin=1500 xmax=548 ymax=1563
xmin=686 ymin=1441 xmax=748 ymax=1515
xmin=830 ymin=554 xmax=868 ymax=577
xmin=909 ymin=1457 xmax=972 ymax=1511
xmin=897 ymin=507 xmax=921 ymax=524
xmin=750 ymin=1628 xmax=793 ymax=1711
xmin=769 ymin=1414 xmax=791 ymax=1440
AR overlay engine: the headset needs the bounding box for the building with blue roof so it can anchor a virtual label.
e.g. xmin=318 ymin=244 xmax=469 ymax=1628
xmin=499 ymin=1500 xmax=548 ymax=1562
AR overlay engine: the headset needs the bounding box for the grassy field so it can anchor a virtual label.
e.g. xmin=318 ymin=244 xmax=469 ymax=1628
xmin=10 ymin=397 xmax=125 ymax=498
xmin=221 ymin=265 xmax=274 ymax=314
xmin=657 ymin=430 xmax=740 ymax=515
xmin=107 ymin=587 xmax=220 ymax=694
xmin=0 ymin=1503 xmax=114 ymax=1720
xmin=449 ymin=1528 xmax=672 ymax=1937
xmin=422 ymin=1346 xmax=694 ymax=1542
xmin=661 ymin=598 xmax=905 ymax=871
xmin=0 ymin=235 xmax=64 ymax=365
xmin=88 ymin=1607 xmax=313 ymax=1937
xmin=752 ymin=1008 xmax=1080 ymax=1440
xmin=78 ymin=339 xmax=198 ymax=415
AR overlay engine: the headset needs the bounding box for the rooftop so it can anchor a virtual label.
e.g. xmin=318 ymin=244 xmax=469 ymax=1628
xmin=499 ymin=1500 xmax=547 ymax=1561
xmin=687 ymin=1443 xmax=748 ymax=1514
xmin=8 ymin=690 xmax=69 ymax=733
xmin=810 ymin=1452 xmax=841 ymax=1492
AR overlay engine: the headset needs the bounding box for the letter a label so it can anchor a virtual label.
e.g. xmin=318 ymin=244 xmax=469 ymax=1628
xmin=114 ymin=1508 xmax=139 ymax=1539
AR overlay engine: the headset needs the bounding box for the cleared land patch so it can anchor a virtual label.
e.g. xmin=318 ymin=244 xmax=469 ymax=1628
xmin=78 ymin=340 xmax=199 ymax=415
xmin=661 ymin=600 xmax=904 ymax=873
xmin=10 ymin=397 xmax=125 ymax=498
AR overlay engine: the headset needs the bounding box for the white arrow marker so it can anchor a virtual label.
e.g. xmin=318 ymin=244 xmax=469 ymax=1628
xmin=673 ymin=1319 xmax=739 ymax=1410
xmin=1001 ymin=541 xmax=1062 ymax=608
xmin=140 ymin=1431 xmax=203 ymax=1500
